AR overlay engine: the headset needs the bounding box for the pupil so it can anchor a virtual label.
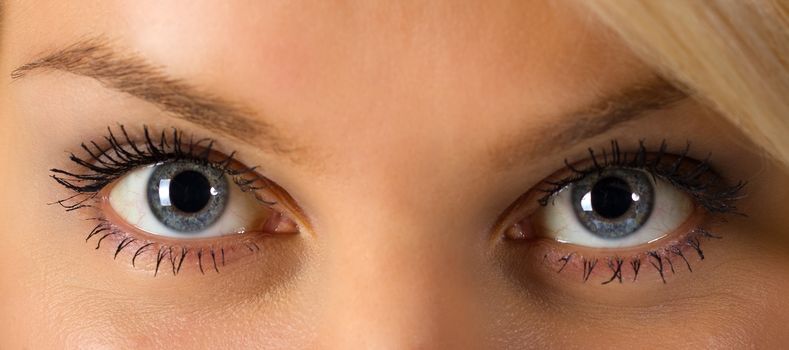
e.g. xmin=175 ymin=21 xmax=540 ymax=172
xmin=169 ymin=170 xmax=212 ymax=213
xmin=591 ymin=176 xmax=633 ymax=219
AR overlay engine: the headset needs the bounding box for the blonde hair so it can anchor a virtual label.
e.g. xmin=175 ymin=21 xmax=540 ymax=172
xmin=584 ymin=0 xmax=789 ymax=167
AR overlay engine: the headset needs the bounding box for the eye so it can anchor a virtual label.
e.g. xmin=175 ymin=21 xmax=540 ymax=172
xmin=497 ymin=140 xmax=745 ymax=284
xmin=536 ymin=167 xmax=693 ymax=248
xmin=106 ymin=160 xmax=285 ymax=239
xmin=51 ymin=125 xmax=304 ymax=276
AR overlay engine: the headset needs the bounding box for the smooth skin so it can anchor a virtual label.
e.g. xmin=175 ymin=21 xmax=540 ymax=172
xmin=1 ymin=1 xmax=788 ymax=348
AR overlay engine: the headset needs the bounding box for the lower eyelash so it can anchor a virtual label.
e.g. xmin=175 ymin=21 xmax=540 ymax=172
xmin=85 ymin=215 xmax=268 ymax=276
xmin=539 ymin=226 xmax=721 ymax=284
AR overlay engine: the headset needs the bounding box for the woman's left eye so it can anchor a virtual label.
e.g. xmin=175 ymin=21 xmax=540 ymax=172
xmin=534 ymin=167 xmax=693 ymax=248
xmin=106 ymin=160 xmax=289 ymax=239
xmin=499 ymin=140 xmax=746 ymax=284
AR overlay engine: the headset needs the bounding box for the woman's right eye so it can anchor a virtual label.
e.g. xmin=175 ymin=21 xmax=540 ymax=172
xmin=51 ymin=125 xmax=302 ymax=276
xmin=106 ymin=160 xmax=295 ymax=239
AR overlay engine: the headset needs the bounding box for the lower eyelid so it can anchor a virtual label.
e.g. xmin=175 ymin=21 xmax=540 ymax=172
xmin=84 ymin=219 xmax=309 ymax=293
xmin=532 ymin=186 xmax=696 ymax=248
xmin=86 ymin=212 xmax=295 ymax=276
xmin=509 ymin=209 xmax=720 ymax=284
xmin=502 ymin=238 xmax=713 ymax=287
xmin=91 ymin=186 xmax=300 ymax=276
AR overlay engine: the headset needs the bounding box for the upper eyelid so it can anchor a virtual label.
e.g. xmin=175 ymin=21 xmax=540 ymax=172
xmin=52 ymin=125 xmax=315 ymax=233
xmin=50 ymin=125 xmax=260 ymax=193
xmin=536 ymin=140 xmax=745 ymax=213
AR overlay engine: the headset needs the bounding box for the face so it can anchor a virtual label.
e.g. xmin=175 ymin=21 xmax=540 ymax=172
xmin=1 ymin=1 xmax=788 ymax=348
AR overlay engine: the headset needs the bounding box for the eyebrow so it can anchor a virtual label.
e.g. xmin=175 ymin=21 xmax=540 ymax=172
xmin=13 ymin=38 xmax=687 ymax=171
xmin=11 ymin=38 xmax=293 ymax=154
xmin=491 ymin=77 xmax=689 ymax=169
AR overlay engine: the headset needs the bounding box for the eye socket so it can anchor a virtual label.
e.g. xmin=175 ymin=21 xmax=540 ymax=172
xmin=535 ymin=167 xmax=694 ymax=248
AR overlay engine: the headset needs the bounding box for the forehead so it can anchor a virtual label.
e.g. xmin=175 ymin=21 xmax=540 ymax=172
xmin=2 ymin=1 xmax=652 ymax=163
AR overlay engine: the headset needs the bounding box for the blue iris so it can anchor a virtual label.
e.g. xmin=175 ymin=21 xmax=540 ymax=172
xmin=570 ymin=168 xmax=654 ymax=239
xmin=146 ymin=161 xmax=229 ymax=233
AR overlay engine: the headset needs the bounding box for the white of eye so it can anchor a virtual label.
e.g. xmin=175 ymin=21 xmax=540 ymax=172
xmin=537 ymin=179 xmax=694 ymax=248
xmin=107 ymin=165 xmax=267 ymax=239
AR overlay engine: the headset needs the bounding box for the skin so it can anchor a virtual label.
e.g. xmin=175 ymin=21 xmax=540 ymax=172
xmin=1 ymin=1 xmax=788 ymax=348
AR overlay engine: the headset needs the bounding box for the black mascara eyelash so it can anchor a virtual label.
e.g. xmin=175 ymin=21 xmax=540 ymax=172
xmin=87 ymin=214 xmax=265 ymax=277
xmin=537 ymin=139 xmax=747 ymax=215
xmin=50 ymin=124 xmax=260 ymax=198
xmin=87 ymin=211 xmax=239 ymax=277
xmin=542 ymin=228 xmax=721 ymax=284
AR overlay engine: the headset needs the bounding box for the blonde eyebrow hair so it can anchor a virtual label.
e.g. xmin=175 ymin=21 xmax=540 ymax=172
xmin=13 ymin=38 xmax=687 ymax=173
xmin=11 ymin=37 xmax=297 ymax=156
xmin=548 ymin=77 xmax=688 ymax=147
xmin=490 ymin=77 xmax=688 ymax=169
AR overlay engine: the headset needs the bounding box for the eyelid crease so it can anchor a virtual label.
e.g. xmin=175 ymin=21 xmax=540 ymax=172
xmin=83 ymin=213 xmax=291 ymax=277
xmin=516 ymin=215 xmax=722 ymax=285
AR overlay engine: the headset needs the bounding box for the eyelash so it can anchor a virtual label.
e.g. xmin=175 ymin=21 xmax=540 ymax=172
xmin=538 ymin=140 xmax=746 ymax=212
xmin=51 ymin=125 xmax=260 ymax=196
xmin=54 ymin=130 xmax=745 ymax=282
xmin=51 ymin=125 xmax=277 ymax=276
xmin=528 ymin=140 xmax=746 ymax=284
xmin=541 ymin=228 xmax=719 ymax=284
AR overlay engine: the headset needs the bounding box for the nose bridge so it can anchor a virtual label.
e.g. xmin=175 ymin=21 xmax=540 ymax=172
xmin=312 ymin=171 xmax=481 ymax=347
xmin=316 ymin=209 xmax=444 ymax=347
xmin=299 ymin=78 xmax=487 ymax=346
